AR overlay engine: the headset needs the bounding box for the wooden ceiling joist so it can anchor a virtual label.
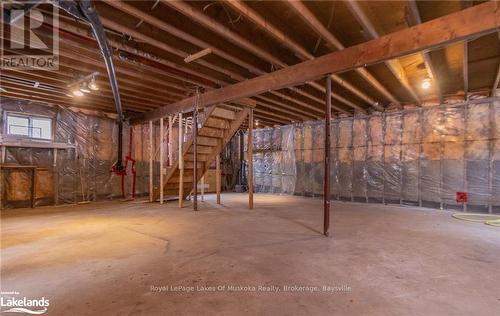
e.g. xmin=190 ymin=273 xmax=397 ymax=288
xmin=163 ymin=0 xmax=361 ymax=113
xmin=38 ymin=2 xmax=341 ymax=118
xmin=2 ymin=68 xmax=178 ymax=108
xmin=227 ymin=0 xmax=372 ymax=112
xmin=343 ymin=0 xmax=419 ymax=106
xmin=285 ymin=0 xmax=388 ymax=110
xmin=407 ymin=0 xmax=443 ymax=103
xmin=55 ymin=9 xmax=329 ymax=118
xmin=102 ymin=0 xmax=264 ymax=76
xmin=130 ymin=1 xmax=499 ymax=124
xmin=54 ymin=18 xmax=226 ymax=88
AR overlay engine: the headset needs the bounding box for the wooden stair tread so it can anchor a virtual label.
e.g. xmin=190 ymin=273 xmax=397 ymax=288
xmin=154 ymin=106 xmax=250 ymax=201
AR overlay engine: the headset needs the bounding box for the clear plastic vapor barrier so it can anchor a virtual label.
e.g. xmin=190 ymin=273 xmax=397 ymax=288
xmin=250 ymin=99 xmax=500 ymax=213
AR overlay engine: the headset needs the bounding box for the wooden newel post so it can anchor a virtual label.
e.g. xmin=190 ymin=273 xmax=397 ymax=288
xmin=324 ymin=76 xmax=332 ymax=236
xmin=248 ymin=109 xmax=254 ymax=209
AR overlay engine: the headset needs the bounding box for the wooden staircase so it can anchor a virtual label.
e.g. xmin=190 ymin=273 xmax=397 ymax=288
xmin=153 ymin=105 xmax=250 ymax=201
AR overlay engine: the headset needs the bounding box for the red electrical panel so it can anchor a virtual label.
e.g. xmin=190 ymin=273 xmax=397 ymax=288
xmin=456 ymin=192 xmax=468 ymax=203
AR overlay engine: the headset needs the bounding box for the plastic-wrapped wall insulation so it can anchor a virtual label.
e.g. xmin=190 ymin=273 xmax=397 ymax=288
xmin=0 ymin=98 xmax=175 ymax=208
xmin=250 ymin=99 xmax=500 ymax=214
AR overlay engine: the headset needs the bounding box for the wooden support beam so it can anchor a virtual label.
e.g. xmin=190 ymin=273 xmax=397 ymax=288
xmin=149 ymin=120 xmax=154 ymax=202
xmin=193 ymin=109 xmax=198 ymax=211
xmin=184 ymin=48 xmax=213 ymax=63
xmin=96 ymin=2 xmax=332 ymax=117
xmin=160 ymin=117 xmax=164 ymax=204
xmin=178 ymin=113 xmax=184 ymax=208
xmin=163 ymin=0 xmax=362 ymax=112
xmin=168 ymin=116 xmax=173 ymax=166
xmin=286 ymin=0 xmax=389 ymax=109
xmin=324 ymin=76 xmax=332 ymax=237
xmin=216 ymin=154 xmax=221 ymax=204
xmin=463 ymin=41 xmax=469 ymax=100
xmin=248 ymin=109 xmax=254 ymax=210
xmin=130 ymin=2 xmax=498 ymax=124
xmin=229 ymin=0 xmax=374 ymax=111
xmin=344 ymin=0 xmax=417 ymax=106
xmin=407 ymin=0 xmax=443 ymax=103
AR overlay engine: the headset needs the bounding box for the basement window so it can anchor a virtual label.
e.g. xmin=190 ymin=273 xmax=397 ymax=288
xmin=6 ymin=113 xmax=53 ymax=140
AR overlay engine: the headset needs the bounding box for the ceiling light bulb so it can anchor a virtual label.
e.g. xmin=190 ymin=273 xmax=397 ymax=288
xmin=80 ymin=87 xmax=91 ymax=93
xmin=72 ymin=89 xmax=84 ymax=97
xmin=255 ymin=120 xmax=259 ymax=126
xmin=421 ymin=77 xmax=431 ymax=90
xmin=88 ymin=81 xmax=98 ymax=91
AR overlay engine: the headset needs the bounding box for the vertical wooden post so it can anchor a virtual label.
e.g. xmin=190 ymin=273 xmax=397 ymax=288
xmin=193 ymin=110 xmax=198 ymax=211
xmin=0 ymin=146 xmax=4 ymax=209
xmin=53 ymin=148 xmax=58 ymax=205
xmin=149 ymin=121 xmax=154 ymax=202
xmin=201 ymin=176 xmax=205 ymax=201
xmin=31 ymin=167 xmax=36 ymax=208
xmin=216 ymin=154 xmax=221 ymax=204
xmin=168 ymin=116 xmax=173 ymax=166
xmin=178 ymin=113 xmax=184 ymax=208
xmin=324 ymin=76 xmax=332 ymax=237
xmin=160 ymin=117 xmax=164 ymax=204
xmin=248 ymin=109 xmax=254 ymax=209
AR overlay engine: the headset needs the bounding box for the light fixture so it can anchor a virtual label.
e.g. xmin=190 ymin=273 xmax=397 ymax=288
xmin=421 ymin=77 xmax=431 ymax=90
xmin=88 ymin=78 xmax=98 ymax=91
xmin=72 ymin=89 xmax=84 ymax=97
xmin=67 ymin=72 xmax=100 ymax=97
xmin=79 ymin=87 xmax=91 ymax=93
xmin=255 ymin=120 xmax=259 ymax=127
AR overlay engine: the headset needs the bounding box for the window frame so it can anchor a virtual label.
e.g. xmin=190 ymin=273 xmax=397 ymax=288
xmin=4 ymin=112 xmax=55 ymax=141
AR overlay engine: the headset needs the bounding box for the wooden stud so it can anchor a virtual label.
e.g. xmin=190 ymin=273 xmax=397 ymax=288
xmin=31 ymin=168 xmax=36 ymax=208
xmin=248 ymin=109 xmax=254 ymax=209
xmin=149 ymin=120 xmax=154 ymax=202
xmin=201 ymin=176 xmax=205 ymax=202
xmin=168 ymin=115 xmax=173 ymax=166
xmin=193 ymin=110 xmax=198 ymax=211
xmin=160 ymin=117 xmax=164 ymax=204
xmin=178 ymin=113 xmax=184 ymax=208
xmin=216 ymin=154 xmax=221 ymax=204
xmin=53 ymin=148 xmax=58 ymax=205
xmin=0 ymin=146 xmax=3 ymax=210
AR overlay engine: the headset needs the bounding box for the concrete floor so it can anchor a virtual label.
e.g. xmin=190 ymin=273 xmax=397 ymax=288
xmin=1 ymin=193 xmax=499 ymax=316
